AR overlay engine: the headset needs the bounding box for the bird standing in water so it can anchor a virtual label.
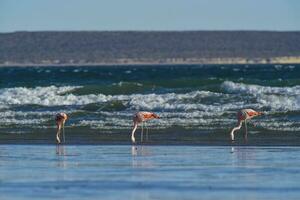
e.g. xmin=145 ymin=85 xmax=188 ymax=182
xmin=230 ymin=109 xmax=263 ymax=142
xmin=55 ymin=113 xmax=68 ymax=144
xmin=131 ymin=111 xmax=160 ymax=143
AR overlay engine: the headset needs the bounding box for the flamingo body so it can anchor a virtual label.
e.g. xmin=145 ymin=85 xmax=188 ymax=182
xmin=230 ymin=109 xmax=262 ymax=141
xmin=131 ymin=111 xmax=160 ymax=143
xmin=55 ymin=112 xmax=68 ymax=144
xmin=237 ymin=109 xmax=262 ymax=121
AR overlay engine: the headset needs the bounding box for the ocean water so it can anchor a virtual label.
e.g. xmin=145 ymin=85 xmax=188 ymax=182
xmin=1 ymin=65 xmax=300 ymax=199
xmin=0 ymin=64 xmax=300 ymax=142
xmin=0 ymin=145 xmax=300 ymax=200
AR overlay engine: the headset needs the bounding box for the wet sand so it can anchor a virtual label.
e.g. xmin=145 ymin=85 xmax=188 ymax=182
xmin=0 ymin=129 xmax=300 ymax=146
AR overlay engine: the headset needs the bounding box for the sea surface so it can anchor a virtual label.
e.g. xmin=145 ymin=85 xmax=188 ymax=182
xmin=0 ymin=64 xmax=300 ymax=143
xmin=0 ymin=145 xmax=300 ymax=200
xmin=1 ymin=65 xmax=300 ymax=199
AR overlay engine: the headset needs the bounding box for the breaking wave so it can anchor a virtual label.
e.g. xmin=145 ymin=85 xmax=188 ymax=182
xmin=221 ymin=81 xmax=300 ymax=111
xmin=0 ymin=63 xmax=300 ymax=140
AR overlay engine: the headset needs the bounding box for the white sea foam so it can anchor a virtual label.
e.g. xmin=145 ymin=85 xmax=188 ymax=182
xmin=221 ymin=81 xmax=300 ymax=96
xmin=0 ymin=110 xmax=66 ymax=127
xmin=0 ymin=85 xmax=236 ymax=130
xmin=0 ymin=86 xmax=81 ymax=106
xmin=0 ymin=85 xmax=229 ymax=111
xmin=256 ymin=119 xmax=300 ymax=132
xmin=76 ymin=110 xmax=236 ymax=131
xmin=1 ymin=84 xmax=299 ymax=132
xmin=0 ymin=110 xmax=55 ymax=117
xmin=77 ymin=117 xmax=219 ymax=130
xmin=221 ymin=81 xmax=300 ymax=111
xmin=0 ymin=117 xmax=49 ymax=126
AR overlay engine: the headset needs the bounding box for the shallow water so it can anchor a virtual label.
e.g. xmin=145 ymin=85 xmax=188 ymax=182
xmin=0 ymin=145 xmax=300 ymax=200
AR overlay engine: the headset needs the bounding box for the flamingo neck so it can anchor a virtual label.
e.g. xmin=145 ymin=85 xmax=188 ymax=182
xmin=230 ymin=120 xmax=243 ymax=140
xmin=131 ymin=123 xmax=138 ymax=143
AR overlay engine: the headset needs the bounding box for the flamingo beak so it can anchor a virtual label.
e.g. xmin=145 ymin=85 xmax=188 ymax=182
xmin=155 ymin=114 xmax=160 ymax=119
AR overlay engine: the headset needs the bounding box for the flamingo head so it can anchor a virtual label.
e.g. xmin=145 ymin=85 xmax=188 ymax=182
xmin=256 ymin=111 xmax=264 ymax=116
xmin=152 ymin=113 xmax=160 ymax=119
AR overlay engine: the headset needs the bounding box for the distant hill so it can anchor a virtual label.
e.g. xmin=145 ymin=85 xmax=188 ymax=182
xmin=1 ymin=31 xmax=300 ymax=65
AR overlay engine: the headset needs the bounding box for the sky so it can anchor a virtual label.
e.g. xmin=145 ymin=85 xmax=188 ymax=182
xmin=0 ymin=0 xmax=299 ymax=32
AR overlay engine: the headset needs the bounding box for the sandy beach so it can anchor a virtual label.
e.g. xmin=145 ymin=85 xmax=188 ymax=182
xmin=1 ymin=56 xmax=300 ymax=67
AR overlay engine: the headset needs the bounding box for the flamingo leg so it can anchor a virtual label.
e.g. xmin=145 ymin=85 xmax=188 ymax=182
xmin=141 ymin=122 xmax=144 ymax=142
xmin=244 ymin=120 xmax=248 ymax=142
xmin=56 ymin=124 xmax=61 ymax=144
xmin=145 ymin=121 xmax=149 ymax=141
xmin=56 ymin=144 xmax=66 ymax=156
xmin=62 ymin=122 xmax=66 ymax=143
xmin=56 ymin=144 xmax=59 ymax=154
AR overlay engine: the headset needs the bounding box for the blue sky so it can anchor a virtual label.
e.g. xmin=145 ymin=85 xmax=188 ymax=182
xmin=0 ymin=0 xmax=299 ymax=32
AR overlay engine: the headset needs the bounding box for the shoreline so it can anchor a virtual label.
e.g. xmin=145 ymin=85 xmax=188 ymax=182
xmin=1 ymin=56 xmax=300 ymax=67
xmin=1 ymin=129 xmax=300 ymax=146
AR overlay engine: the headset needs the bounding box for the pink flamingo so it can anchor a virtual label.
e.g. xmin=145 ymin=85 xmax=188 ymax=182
xmin=131 ymin=111 xmax=160 ymax=143
xmin=55 ymin=112 xmax=68 ymax=144
xmin=230 ymin=109 xmax=263 ymax=142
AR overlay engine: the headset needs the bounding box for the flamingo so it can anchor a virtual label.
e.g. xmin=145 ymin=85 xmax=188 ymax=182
xmin=131 ymin=111 xmax=160 ymax=143
xmin=230 ymin=109 xmax=263 ymax=142
xmin=55 ymin=112 xmax=68 ymax=144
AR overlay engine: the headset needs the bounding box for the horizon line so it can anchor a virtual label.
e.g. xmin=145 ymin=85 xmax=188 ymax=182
xmin=1 ymin=29 xmax=300 ymax=34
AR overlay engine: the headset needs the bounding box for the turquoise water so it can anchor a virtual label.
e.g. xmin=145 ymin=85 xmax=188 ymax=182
xmin=0 ymin=64 xmax=300 ymax=141
xmin=0 ymin=145 xmax=300 ymax=200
